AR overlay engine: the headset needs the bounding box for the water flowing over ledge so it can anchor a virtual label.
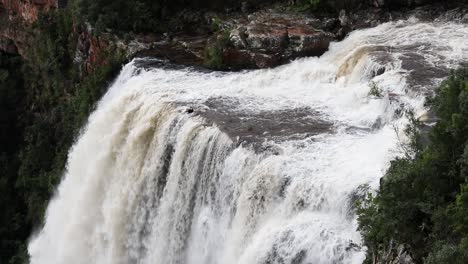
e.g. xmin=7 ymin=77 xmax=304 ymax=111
xmin=28 ymin=19 xmax=468 ymax=264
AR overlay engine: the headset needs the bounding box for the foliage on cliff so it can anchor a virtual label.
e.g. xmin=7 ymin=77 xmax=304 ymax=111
xmin=357 ymin=68 xmax=468 ymax=263
xmin=0 ymin=52 xmax=29 ymax=264
xmin=68 ymin=0 xmax=466 ymax=35
xmin=70 ymin=0 xmax=275 ymax=33
xmin=0 ymin=10 xmax=125 ymax=264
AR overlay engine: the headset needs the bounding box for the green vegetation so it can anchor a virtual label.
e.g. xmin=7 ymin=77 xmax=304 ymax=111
xmin=210 ymin=16 xmax=223 ymax=32
xmin=70 ymin=0 xmax=274 ymax=34
xmin=368 ymin=81 xmax=384 ymax=98
xmin=71 ymin=0 xmax=167 ymax=33
xmin=357 ymin=68 xmax=468 ymax=263
xmin=204 ymin=45 xmax=224 ymax=69
xmin=0 ymin=52 xmax=28 ymax=264
xmin=0 ymin=9 xmax=125 ymax=264
xmin=203 ymin=29 xmax=232 ymax=69
xmin=68 ymin=0 xmax=468 ymax=35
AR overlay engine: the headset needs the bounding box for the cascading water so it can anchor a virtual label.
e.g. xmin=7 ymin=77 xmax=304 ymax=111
xmin=28 ymin=19 xmax=468 ymax=264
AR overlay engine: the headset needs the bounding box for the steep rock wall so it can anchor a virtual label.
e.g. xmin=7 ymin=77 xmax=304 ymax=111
xmin=0 ymin=0 xmax=58 ymax=22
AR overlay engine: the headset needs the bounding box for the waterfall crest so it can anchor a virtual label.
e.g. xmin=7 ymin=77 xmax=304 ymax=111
xmin=29 ymin=19 xmax=468 ymax=264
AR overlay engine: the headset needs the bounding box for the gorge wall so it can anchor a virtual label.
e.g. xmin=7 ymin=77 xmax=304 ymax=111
xmin=0 ymin=0 xmax=58 ymax=22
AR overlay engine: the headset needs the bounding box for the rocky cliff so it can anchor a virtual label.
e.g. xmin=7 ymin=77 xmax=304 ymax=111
xmin=0 ymin=0 xmax=112 ymax=74
xmin=0 ymin=0 xmax=57 ymax=22
xmin=1 ymin=0 xmax=466 ymax=70
xmin=139 ymin=2 xmax=466 ymax=70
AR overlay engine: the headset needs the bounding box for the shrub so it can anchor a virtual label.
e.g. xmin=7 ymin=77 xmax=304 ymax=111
xmin=368 ymin=81 xmax=383 ymax=98
xmin=357 ymin=68 xmax=468 ymax=262
xmin=204 ymin=29 xmax=232 ymax=69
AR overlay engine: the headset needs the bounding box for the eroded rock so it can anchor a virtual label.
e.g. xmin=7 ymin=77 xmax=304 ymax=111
xmin=222 ymin=11 xmax=336 ymax=69
xmin=0 ymin=0 xmax=57 ymax=22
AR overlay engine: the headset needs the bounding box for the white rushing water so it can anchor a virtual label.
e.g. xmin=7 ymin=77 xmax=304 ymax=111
xmin=29 ymin=19 xmax=468 ymax=264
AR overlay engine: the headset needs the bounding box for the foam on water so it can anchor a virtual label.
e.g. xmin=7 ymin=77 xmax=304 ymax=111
xmin=29 ymin=19 xmax=468 ymax=264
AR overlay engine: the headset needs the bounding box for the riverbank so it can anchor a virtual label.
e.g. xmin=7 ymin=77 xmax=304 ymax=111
xmin=2 ymin=1 xmax=468 ymax=72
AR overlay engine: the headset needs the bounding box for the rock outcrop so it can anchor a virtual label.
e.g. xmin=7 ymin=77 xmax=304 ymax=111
xmin=1 ymin=0 xmax=466 ymax=71
xmin=0 ymin=0 xmax=117 ymax=76
xmin=222 ymin=12 xmax=335 ymax=68
xmin=74 ymin=24 xmax=113 ymax=75
xmin=0 ymin=16 xmax=29 ymax=57
xmin=370 ymin=242 xmax=415 ymax=264
xmin=0 ymin=0 xmax=57 ymax=22
xmin=0 ymin=0 xmax=58 ymax=57
xmin=137 ymin=3 xmax=467 ymax=70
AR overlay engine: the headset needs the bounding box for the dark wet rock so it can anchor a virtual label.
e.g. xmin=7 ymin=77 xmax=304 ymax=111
xmin=345 ymin=184 xmax=371 ymax=220
xmin=291 ymin=249 xmax=307 ymax=264
xmin=222 ymin=48 xmax=256 ymax=68
xmin=345 ymin=241 xmax=361 ymax=251
xmin=113 ymin=3 xmax=468 ymax=71
xmin=435 ymin=6 xmax=468 ymax=23
xmin=251 ymin=52 xmax=281 ymax=68
xmin=245 ymin=24 xmax=288 ymax=50
xmin=371 ymin=66 xmax=386 ymax=78
xmin=287 ymin=27 xmax=332 ymax=55
xmin=132 ymin=57 xmax=213 ymax=73
xmin=396 ymin=49 xmax=449 ymax=92
xmin=226 ymin=11 xmax=335 ymax=68
xmin=192 ymin=97 xmax=334 ymax=150
xmin=128 ymin=9 xmax=342 ymax=70
xmin=134 ymin=34 xmax=207 ymax=67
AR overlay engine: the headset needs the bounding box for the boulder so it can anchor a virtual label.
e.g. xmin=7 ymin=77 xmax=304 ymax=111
xmin=227 ymin=11 xmax=335 ymax=68
xmin=0 ymin=0 xmax=57 ymax=22
xmin=286 ymin=27 xmax=333 ymax=56
xmin=245 ymin=23 xmax=288 ymax=50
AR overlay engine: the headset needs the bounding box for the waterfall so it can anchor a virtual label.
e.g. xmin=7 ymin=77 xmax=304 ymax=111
xmin=28 ymin=19 xmax=468 ymax=264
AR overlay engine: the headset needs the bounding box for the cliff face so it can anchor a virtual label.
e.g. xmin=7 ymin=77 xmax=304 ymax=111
xmin=0 ymin=0 xmax=58 ymax=58
xmin=74 ymin=25 xmax=114 ymax=75
xmin=0 ymin=0 xmax=58 ymax=22
xmin=0 ymin=0 xmax=113 ymax=75
xmin=2 ymin=0 xmax=465 ymax=71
